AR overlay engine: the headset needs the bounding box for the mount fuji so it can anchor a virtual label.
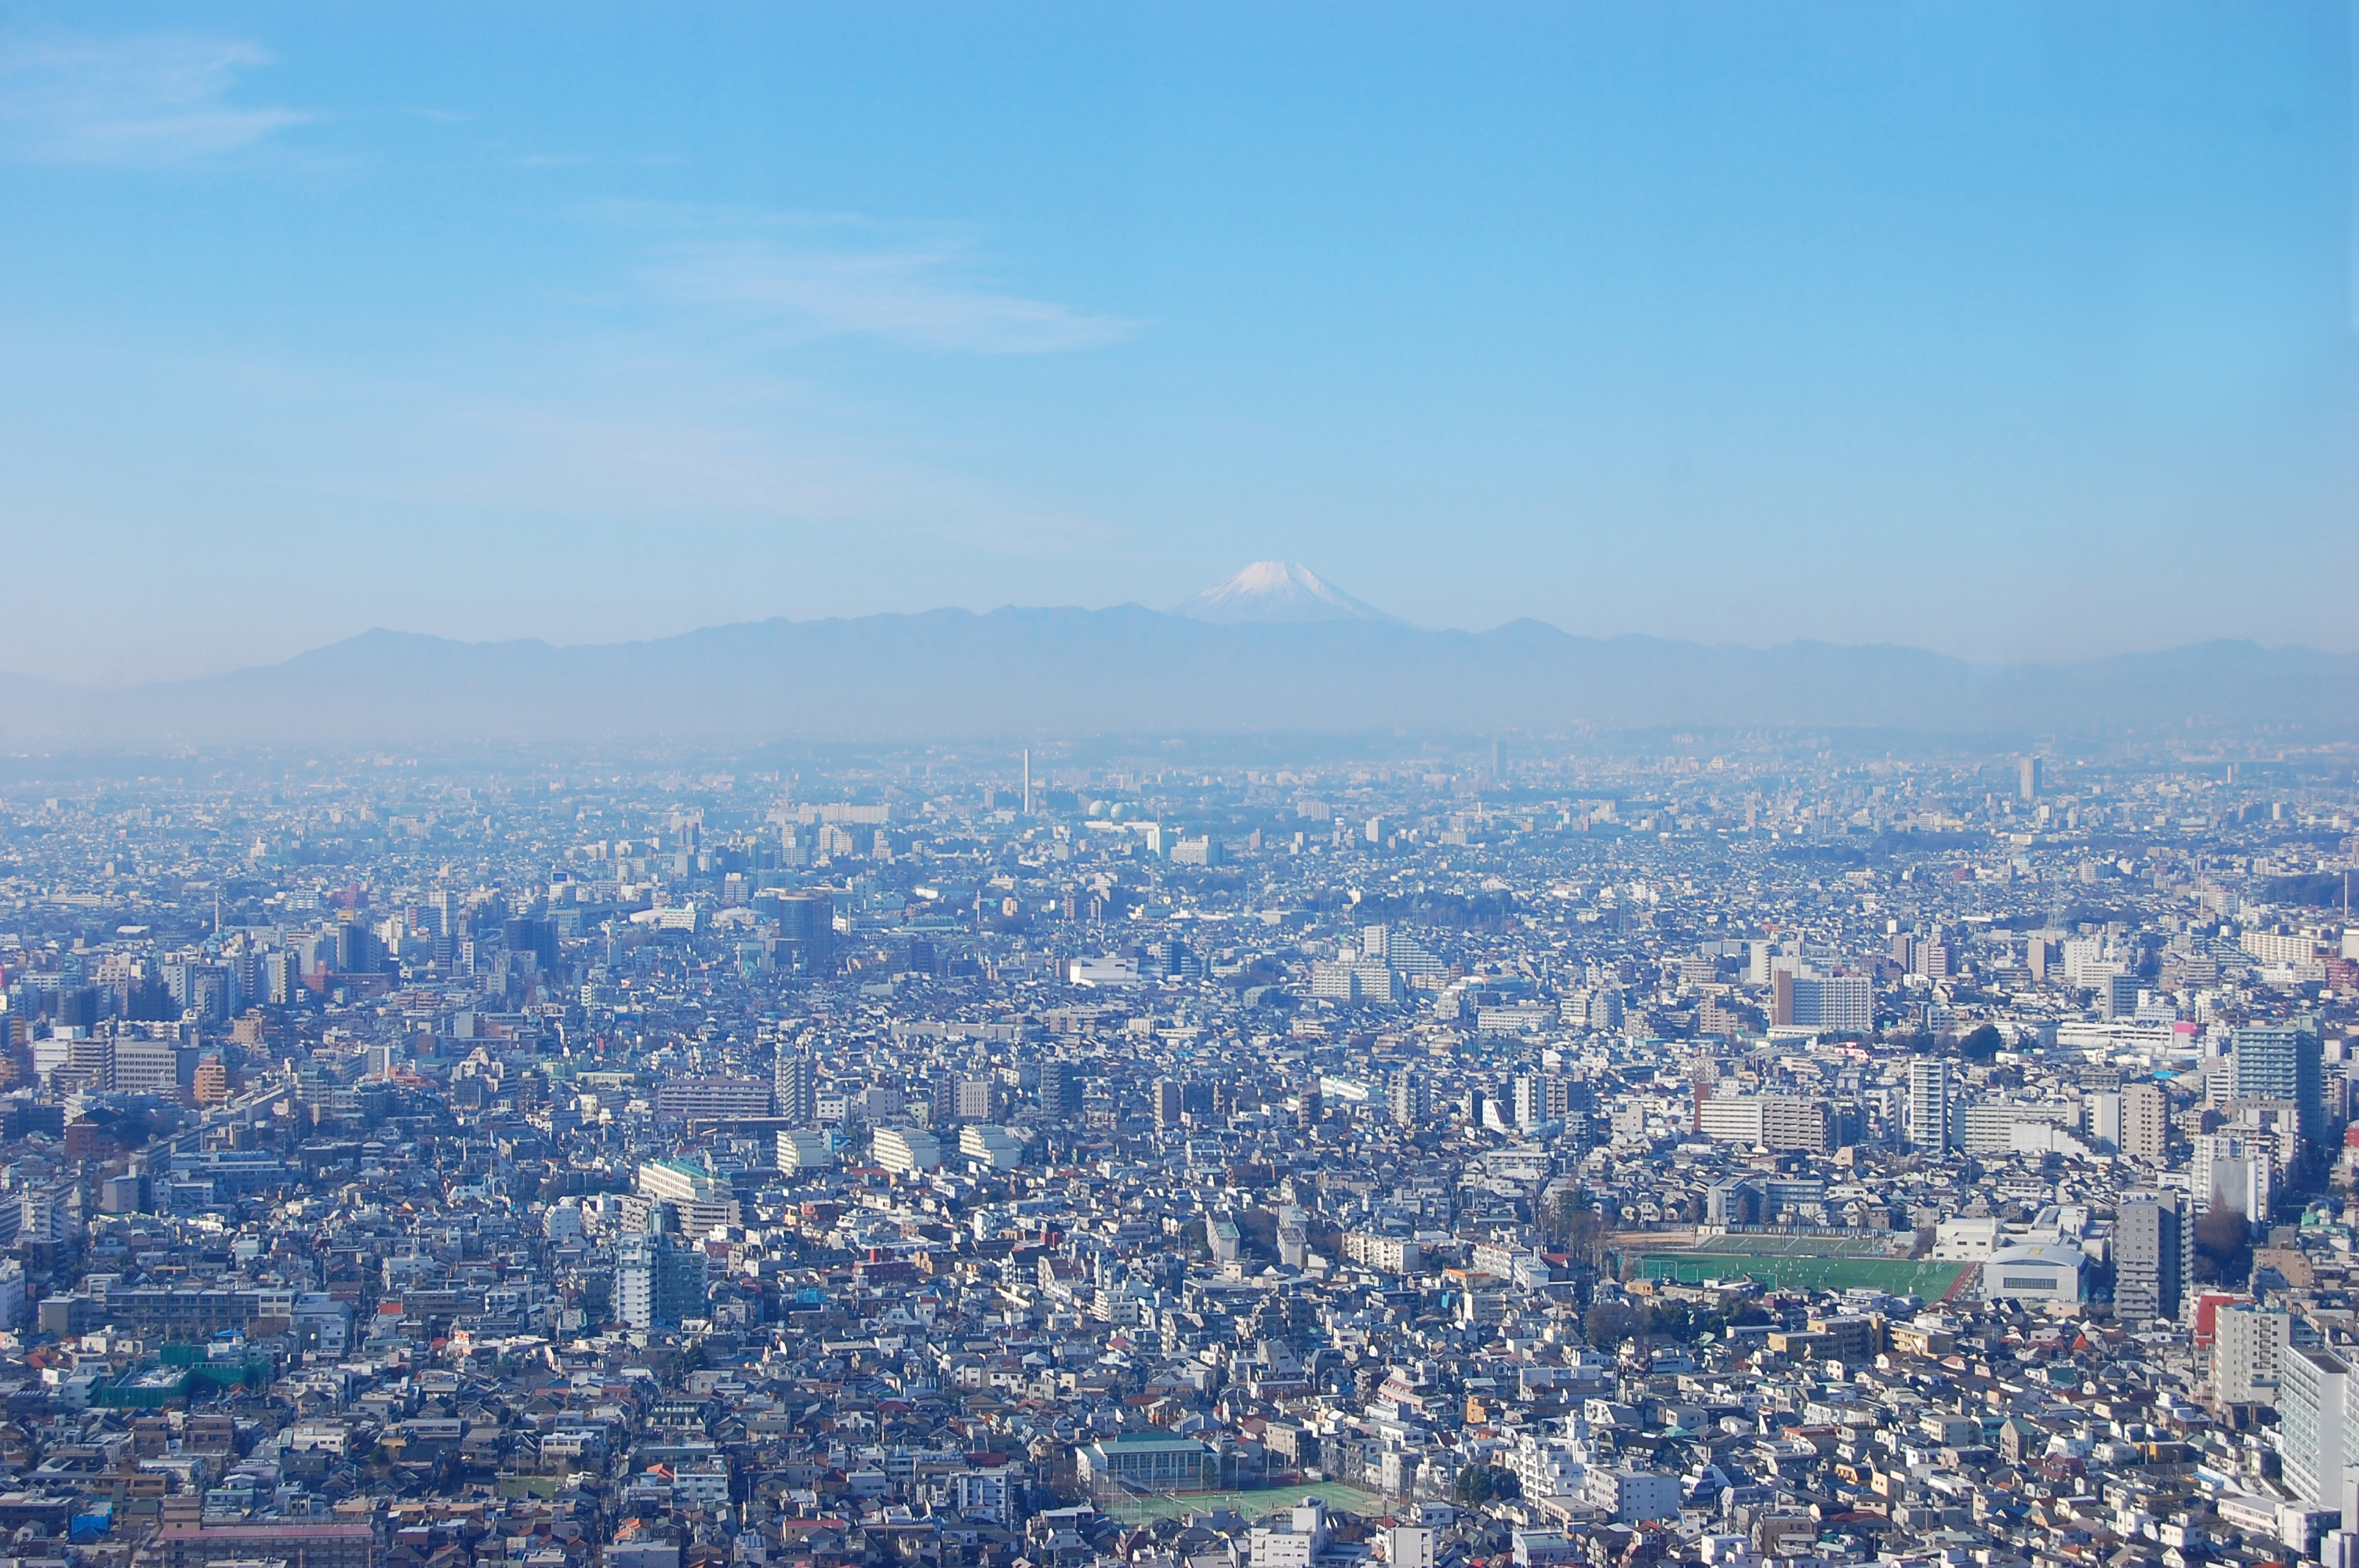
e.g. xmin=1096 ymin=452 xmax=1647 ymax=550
xmin=1172 ymin=561 xmax=1402 ymax=625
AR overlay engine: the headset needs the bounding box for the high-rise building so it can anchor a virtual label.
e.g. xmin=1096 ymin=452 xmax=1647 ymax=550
xmin=616 ymin=1222 xmax=708 ymax=1330
xmin=2115 ymin=1192 xmax=2185 ymax=1324
xmin=259 ymin=949 xmax=299 ymax=1005
xmin=1363 ymin=924 xmax=1445 ymax=978
xmin=2121 ymin=1082 xmax=2168 ymax=1160
xmin=2278 ymin=1345 xmax=2348 ymax=1508
xmin=112 ymin=1039 xmax=198 ymax=1100
xmin=2191 ymin=1132 xmax=2272 ymax=1228
xmin=1387 ymin=1069 xmax=1430 ymax=1129
xmin=955 ymin=1076 xmax=996 ymax=1122
xmin=1511 ymin=1074 xmax=1543 ymax=1129
xmin=1153 ymin=1078 xmax=1184 ymax=1130
xmin=2104 ymin=972 xmax=2142 ymax=1020
xmin=2084 ymin=1091 xmax=2121 ymax=1152
xmin=1041 ymin=1061 xmax=1085 ymax=1117
xmin=1904 ymin=1059 xmax=1951 ymax=1152
xmin=2212 ymin=1301 xmax=2289 ymax=1410
xmin=2231 ymin=1020 xmax=2324 ymax=1147
xmin=2019 ymin=757 xmax=2041 ymax=800
xmin=773 ymin=893 xmax=835 ymax=977
xmin=775 ymin=1051 xmax=816 ymax=1127
xmin=1774 ymin=973 xmax=1872 ymax=1033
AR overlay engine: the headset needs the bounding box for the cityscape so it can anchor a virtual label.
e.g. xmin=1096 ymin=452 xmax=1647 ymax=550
xmin=5 ymin=11 xmax=2355 ymax=1568
xmin=0 ymin=683 xmax=2352 ymax=1568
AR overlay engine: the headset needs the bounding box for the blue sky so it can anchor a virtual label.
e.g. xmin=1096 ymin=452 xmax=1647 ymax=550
xmin=1 ymin=4 xmax=2352 ymax=682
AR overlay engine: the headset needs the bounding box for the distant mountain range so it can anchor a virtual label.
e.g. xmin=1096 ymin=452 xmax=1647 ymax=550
xmin=3 ymin=564 xmax=2352 ymax=748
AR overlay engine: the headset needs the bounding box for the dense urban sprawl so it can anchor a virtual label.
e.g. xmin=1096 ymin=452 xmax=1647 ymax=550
xmin=0 ymin=739 xmax=2354 ymax=1568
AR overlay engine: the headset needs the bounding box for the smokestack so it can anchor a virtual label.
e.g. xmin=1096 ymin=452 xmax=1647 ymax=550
xmin=1023 ymin=749 xmax=1031 ymax=815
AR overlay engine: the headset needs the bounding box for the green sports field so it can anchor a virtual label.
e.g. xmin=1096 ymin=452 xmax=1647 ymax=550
xmin=1640 ymin=1251 xmax=1971 ymax=1298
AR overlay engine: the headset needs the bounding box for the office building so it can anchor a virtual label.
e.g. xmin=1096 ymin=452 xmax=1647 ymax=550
xmin=772 ymin=892 xmax=835 ymax=976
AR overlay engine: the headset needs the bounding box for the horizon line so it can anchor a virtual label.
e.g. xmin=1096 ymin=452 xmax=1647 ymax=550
xmin=0 ymin=605 xmax=2346 ymax=694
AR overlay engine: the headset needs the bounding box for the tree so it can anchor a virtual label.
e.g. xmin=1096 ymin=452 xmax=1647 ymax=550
xmin=1455 ymin=1464 xmax=1520 ymax=1505
xmin=1957 ymin=1024 xmax=2005 ymax=1061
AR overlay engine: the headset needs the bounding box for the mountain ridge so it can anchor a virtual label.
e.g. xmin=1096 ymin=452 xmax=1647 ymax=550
xmin=2 ymin=608 xmax=2350 ymax=748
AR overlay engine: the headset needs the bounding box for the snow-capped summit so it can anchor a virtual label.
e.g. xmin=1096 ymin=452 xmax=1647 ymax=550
xmin=1172 ymin=561 xmax=1400 ymax=625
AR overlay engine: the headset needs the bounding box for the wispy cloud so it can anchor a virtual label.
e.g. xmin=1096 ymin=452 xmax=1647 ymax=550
xmin=625 ymin=210 xmax=1134 ymax=355
xmin=0 ymin=30 xmax=307 ymax=165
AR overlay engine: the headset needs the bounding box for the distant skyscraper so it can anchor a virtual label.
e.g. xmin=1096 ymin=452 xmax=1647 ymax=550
xmin=775 ymin=1051 xmax=816 ymax=1127
xmin=616 ymin=1221 xmax=708 ymax=1330
xmin=2231 ymin=1020 xmax=2324 ymax=1146
xmin=2104 ymin=972 xmax=2141 ymax=1019
xmin=1775 ymin=973 xmax=1872 ymax=1033
xmin=774 ymin=893 xmax=834 ymax=977
xmin=2114 ymin=1192 xmax=2186 ymax=1323
xmin=1503 ymin=1073 xmax=1572 ymax=1130
xmin=2018 ymin=757 xmax=2041 ymax=800
xmin=2279 ymin=1345 xmax=2349 ymax=1508
xmin=2120 ymin=1081 xmax=2168 ymax=1160
xmin=1041 ymin=1061 xmax=1085 ymax=1117
xmin=1387 ymin=1069 xmax=1430 ymax=1129
xmin=1904 ymin=1059 xmax=1950 ymax=1152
